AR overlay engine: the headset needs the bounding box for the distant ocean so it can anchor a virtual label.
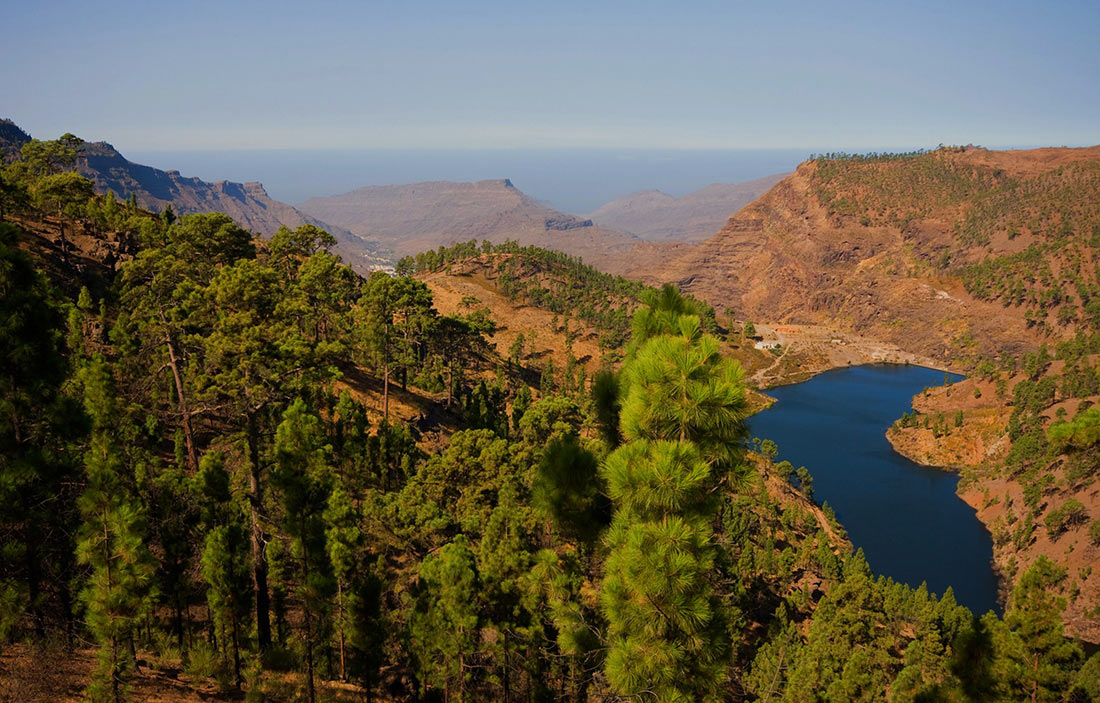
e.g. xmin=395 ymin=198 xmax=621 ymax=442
xmin=125 ymin=148 xmax=820 ymax=214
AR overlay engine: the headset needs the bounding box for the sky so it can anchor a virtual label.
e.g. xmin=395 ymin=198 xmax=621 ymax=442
xmin=3 ymin=0 xmax=1099 ymax=153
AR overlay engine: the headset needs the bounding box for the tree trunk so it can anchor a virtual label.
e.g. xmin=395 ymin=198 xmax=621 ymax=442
xmin=59 ymin=576 xmax=74 ymax=650
xmin=337 ymin=580 xmax=346 ymax=681
xmin=247 ymin=412 xmax=273 ymax=651
xmin=383 ymin=364 xmax=390 ymax=421
xmin=103 ymin=511 xmax=121 ymax=703
xmin=302 ymin=554 xmax=316 ymax=703
xmin=231 ymin=610 xmax=242 ymax=687
xmin=159 ymin=313 xmax=199 ymax=473
xmin=57 ymin=207 xmax=69 ymax=265
xmin=447 ymin=360 xmax=454 ymax=408
xmin=458 ymin=651 xmax=465 ymax=703
xmin=173 ymin=591 xmax=184 ymax=649
xmin=1031 ymin=654 xmax=1038 ymax=703
xmin=24 ymin=519 xmax=43 ymax=639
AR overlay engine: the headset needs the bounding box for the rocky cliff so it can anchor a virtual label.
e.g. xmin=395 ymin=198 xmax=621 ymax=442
xmin=299 ymin=178 xmax=639 ymax=269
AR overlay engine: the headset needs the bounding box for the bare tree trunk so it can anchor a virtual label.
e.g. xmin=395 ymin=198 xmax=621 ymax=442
xmin=303 ymin=556 xmax=316 ymax=703
xmin=158 ymin=311 xmax=199 ymax=473
xmin=337 ymin=580 xmax=346 ymax=681
xmin=383 ymin=364 xmax=390 ymax=421
xmin=231 ymin=611 xmax=242 ymax=687
xmin=247 ymin=412 xmax=272 ymax=651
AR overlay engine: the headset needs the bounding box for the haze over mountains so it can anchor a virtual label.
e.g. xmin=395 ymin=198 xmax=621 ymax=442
xmin=0 ymin=119 xmax=388 ymax=270
xmin=298 ymin=179 xmax=645 ymax=268
xmin=586 ymin=173 xmax=786 ymax=242
xmin=4 ymin=119 xmax=798 ymax=274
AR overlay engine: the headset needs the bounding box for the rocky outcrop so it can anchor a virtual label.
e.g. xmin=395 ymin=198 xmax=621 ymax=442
xmin=1 ymin=120 xmax=387 ymax=273
xmin=0 ymin=118 xmax=31 ymax=160
xmin=612 ymin=147 xmax=1100 ymax=363
xmin=299 ymin=179 xmax=639 ymax=269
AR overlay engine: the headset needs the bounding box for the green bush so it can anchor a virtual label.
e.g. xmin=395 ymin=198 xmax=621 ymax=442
xmin=1046 ymin=499 xmax=1087 ymax=539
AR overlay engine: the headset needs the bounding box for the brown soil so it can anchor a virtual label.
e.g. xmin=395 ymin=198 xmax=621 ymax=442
xmin=420 ymin=258 xmax=610 ymax=376
xmin=607 ymin=147 xmax=1100 ymax=364
xmin=0 ymin=644 xmax=372 ymax=703
xmin=888 ymin=378 xmax=1100 ymax=641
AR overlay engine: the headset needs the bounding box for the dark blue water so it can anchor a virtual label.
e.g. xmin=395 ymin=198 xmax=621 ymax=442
xmin=748 ymin=364 xmax=1001 ymax=615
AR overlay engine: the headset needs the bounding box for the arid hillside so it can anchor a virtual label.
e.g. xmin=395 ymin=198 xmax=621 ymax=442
xmin=587 ymin=173 xmax=786 ymax=242
xmin=619 ymin=145 xmax=1100 ymax=364
xmin=298 ymin=179 xmax=640 ymax=269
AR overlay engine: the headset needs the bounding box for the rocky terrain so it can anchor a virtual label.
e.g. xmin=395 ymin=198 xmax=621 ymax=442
xmin=298 ymin=179 xmax=640 ymax=269
xmin=888 ymin=374 xmax=1100 ymax=642
xmin=606 ymin=145 xmax=1100 ymax=642
xmin=615 ymin=146 xmax=1100 ymax=364
xmin=0 ymin=119 xmax=387 ymax=273
xmin=587 ymin=173 xmax=786 ymax=242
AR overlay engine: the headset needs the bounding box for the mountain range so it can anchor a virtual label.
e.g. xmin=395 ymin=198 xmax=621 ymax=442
xmin=5 ymin=119 xmax=802 ymax=275
xmin=0 ymin=119 xmax=388 ymax=271
xmin=615 ymin=145 xmax=1100 ymax=361
xmin=297 ymin=179 xmax=642 ymax=269
xmin=585 ymin=173 xmax=786 ymax=242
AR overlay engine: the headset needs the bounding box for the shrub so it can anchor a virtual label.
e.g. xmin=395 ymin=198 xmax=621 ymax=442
xmin=1045 ymin=499 xmax=1087 ymax=539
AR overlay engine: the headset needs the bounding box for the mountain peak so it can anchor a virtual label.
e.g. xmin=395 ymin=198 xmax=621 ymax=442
xmin=299 ymin=178 xmax=637 ymax=267
xmin=0 ymin=118 xmax=32 ymax=160
xmin=587 ymin=175 xmax=786 ymax=242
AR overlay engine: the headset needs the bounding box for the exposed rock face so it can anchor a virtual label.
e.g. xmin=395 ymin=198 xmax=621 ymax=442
xmin=298 ymin=179 xmax=639 ymax=268
xmin=616 ymin=146 xmax=1100 ymax=363
xmin=74 ymin=140 xmax=387 ymax=273
xmin=586 ymin=174 xmax=786 ymax=242
xmin=0 ymin=118 xmax=31 ymax=160
xmin=1 ymin=120 xmax=386 ymax=273
xmin=76 ymin=142 xmax=302 ymax=230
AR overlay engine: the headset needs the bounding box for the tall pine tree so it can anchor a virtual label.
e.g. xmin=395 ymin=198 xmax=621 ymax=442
xmin=75 ymin=356 xmax=155 ymax=703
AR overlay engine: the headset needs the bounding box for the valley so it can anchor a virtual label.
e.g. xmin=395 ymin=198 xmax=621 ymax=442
xmin=6 ymin=3 xmax=1100 ymax=700
xmin=2 ymin=127 xmax=1098 ymax=702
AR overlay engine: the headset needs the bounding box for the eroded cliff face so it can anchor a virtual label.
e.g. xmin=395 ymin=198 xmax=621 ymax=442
xmin=888 ymin=376 xmax=1100 ymax=642
xmin=70 ymin=141 xmax=386 ymax=272
xmin=298 ymin=179 xmax=640 ymax=269
xmin=616 ymin=146 xmax=1100 ymax=365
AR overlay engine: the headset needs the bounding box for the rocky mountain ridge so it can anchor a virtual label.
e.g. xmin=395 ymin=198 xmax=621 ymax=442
xmin=586 ymin=173 xmax=787 ymax=242
xmin=616 ymin=145 xmax=1100 ymax=364
xmin=298 ymin=178 xmax=641 ymax=270
xmin=0 ymin=119 xmax=387 ymax=272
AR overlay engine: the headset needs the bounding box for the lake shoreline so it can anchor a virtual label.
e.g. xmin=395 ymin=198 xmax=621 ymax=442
xmin=748 ymin=364 xmax=1001 ymax=616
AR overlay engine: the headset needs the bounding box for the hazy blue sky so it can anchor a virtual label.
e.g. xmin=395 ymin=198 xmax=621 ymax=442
xmin=2 ymin=0 xmax=1098 ymax=151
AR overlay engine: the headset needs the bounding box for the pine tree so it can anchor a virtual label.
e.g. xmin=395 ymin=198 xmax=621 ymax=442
xmin=75 ymin=357 xmax=155 ymax=703
xmin=1004 ymin=557 xmax=1083 ymax=702
xmin=619 ymin=315 xmax=749 ymax=476
xmin=324 ymin=485 xmax=361 ymax=682
xmin=195 ymin=451 xmax=252 ymax=687
xmin=0 ymin=223 xmax=82 ymax=643
xmin=531 ymin=434 xmax=609 ymax=544
xmin=600 ymin=440 xmax=726 ymax=702
xmin=598 ymin=299 xmax=748 ymax=702
xmin=271 ymin=399 xmax=335 ymax=703
xmin=411 ymin=536 xmax=480 ymax=703
xmin=200 ymin=524 xmax=252 ymax=687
